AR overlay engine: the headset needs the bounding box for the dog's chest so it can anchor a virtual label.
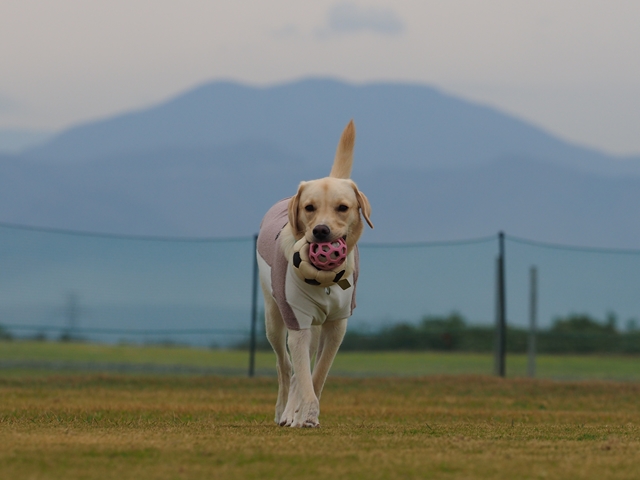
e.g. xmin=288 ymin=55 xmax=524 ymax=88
xmin=284 ymin=264 xmax=354 ymax=327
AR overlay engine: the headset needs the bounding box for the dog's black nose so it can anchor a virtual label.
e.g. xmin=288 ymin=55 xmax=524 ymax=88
xmin=313 ymin=224 xmax=331 ymax=241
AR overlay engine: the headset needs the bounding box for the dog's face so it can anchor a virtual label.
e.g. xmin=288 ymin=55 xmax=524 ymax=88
xmin=288 ymin=177 xmax=373 ymax=251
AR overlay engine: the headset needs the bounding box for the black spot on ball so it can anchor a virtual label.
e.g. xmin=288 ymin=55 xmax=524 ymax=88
xmin=305 ymin=279 xmax=321 ymax=286
xmin=293 ymin=252 xmax=302 ymax=268
xmin=333 ymin=270 xmax=345 ymax=282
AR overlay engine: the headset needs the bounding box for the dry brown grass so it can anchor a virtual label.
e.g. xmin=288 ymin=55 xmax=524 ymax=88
xmin=1 ymin=374 xmax=639 ymax=479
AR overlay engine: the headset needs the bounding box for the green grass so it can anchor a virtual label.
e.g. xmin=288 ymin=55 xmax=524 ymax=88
xmin=0 ymin=341 xmax=259 ymax=369
xmin=1 ymin=374 xmax=639 ymax=479
xmin=1 ymin=340 xmax=640 ymax=381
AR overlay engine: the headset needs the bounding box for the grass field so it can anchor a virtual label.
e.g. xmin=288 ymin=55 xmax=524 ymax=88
xmin=1 ymin=340 xmax=640 ymax=381
xmin=1 ymin=373 xmax=639 ymax=479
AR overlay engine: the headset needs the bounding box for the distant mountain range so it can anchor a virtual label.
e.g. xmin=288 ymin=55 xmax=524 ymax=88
xmin=2 ymin=78 xmax=640 ymax=249
xmin=0 ymin=129 xmax=53 ymax=154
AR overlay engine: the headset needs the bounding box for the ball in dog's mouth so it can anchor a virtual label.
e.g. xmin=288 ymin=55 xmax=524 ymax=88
xmin=308 ymin=237 xmax=348 ymax=270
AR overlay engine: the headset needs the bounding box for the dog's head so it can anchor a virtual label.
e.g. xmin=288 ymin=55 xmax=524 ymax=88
xmin=288 ymin=121 xmax=373 ymax=251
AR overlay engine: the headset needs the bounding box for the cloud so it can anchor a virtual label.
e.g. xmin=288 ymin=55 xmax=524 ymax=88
xmin=323 ymin=2 xmax=405 ymax=36
xmin=272 ymin=24 xmax=300 ymax=40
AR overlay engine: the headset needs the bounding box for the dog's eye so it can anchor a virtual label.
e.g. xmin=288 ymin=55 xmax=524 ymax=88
xmin=304 ymin=205 xmax=315 ymax=212
xmin=337 ymin=205 xmax=349 ymax=212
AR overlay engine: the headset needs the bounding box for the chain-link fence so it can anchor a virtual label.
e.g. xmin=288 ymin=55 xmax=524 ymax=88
xmin=0 ymin=224 xmax=255 ymax=347
xmin=1 ymin=222 xmax=639 ymax=378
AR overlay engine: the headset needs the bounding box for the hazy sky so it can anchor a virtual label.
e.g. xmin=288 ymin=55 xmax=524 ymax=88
xmin=1 ymin=0 xmax=639 ymax=155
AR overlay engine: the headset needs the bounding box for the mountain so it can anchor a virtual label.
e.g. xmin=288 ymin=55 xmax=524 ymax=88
xmin=360 ymin=158 xmax=640 ymax=246
xmin=2 ymin=148 xmax=640 ymax=248
xmin=3 ymin=79 xmax=640 ymax=340
xmin=1 ymin=78 xmax=639 ymax=249
xmin=0 ymin=143 xmax=314 ymax=236
xmin=0 ymin=129 xmax=54 ymax=154
xmin=24 ymin=78 xmax=640 ymax=176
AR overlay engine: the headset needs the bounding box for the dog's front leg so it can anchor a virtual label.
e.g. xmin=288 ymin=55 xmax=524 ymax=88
xmin=262 ymin=290 xmax=292 ymax=424
xmin=312 ymin=318 xmax=347 ymax=400
xmin=281 ymin=328 xmax=320 ymax=428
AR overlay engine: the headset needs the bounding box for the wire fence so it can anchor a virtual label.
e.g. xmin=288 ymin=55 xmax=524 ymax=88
xmin=1 ymin=221 xmax=639 ymax=378
xmin=0 ymin=223 xmax=255 ymax=347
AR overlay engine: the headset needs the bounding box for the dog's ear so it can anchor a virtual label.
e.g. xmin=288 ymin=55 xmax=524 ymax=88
xmin=330 ymin=120 xmax=355 ymax=179
xmin=352 ymin=183 xmax=373 ymax=229
xmin=288 ymin=182 xmax=306 ymax=237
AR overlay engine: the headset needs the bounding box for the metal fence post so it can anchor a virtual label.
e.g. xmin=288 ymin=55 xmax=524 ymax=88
xmin=528 ymin=266 xmax=537 ymax=378
xmin=248 ymin=234 xmax=259 ymax=377
xmin=494 ymin=232 xmax=507 ymax=377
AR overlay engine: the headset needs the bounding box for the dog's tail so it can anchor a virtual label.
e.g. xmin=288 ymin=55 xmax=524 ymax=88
xmin=329 ymin=120 xmax=355 ymax=179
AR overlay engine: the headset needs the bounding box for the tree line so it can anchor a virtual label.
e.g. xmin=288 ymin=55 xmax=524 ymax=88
xmin=339 ymin=312 xmax=640 ymax=354
xmin=3 ymin=312 xmax=639 ymax=354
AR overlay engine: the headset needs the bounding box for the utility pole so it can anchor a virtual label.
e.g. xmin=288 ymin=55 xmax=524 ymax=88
xmin=528 ymin=266 xmax=538 ymax=378
xmin=495 ymin=232 xmax=506 ymax=377
xmin=64 ymin=292 xmax=80 ymax=341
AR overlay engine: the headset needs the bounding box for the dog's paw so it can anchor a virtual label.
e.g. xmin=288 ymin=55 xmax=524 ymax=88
xmin=278 ymin=376 xmax=298 ymax=426
xmin=279 ymin=405 xmax=295 ymax=427
xmin=279 ymin=396 xmax=319 ymax=428
xmin=278 ymin=413 xmax=289 ymax=427
xmin=295 ymin=417 xmax=320 ymax=428
xmin=290 ymin=397 xmax=320 ymax=428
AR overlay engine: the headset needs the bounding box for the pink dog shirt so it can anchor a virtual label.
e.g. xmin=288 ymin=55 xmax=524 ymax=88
xmin=257 ymin=198 xmax=359 ymax=330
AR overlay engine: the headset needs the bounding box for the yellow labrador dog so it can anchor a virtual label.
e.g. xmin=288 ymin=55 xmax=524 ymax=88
xmin=257 ymin=120 xmax=373 ymax=427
